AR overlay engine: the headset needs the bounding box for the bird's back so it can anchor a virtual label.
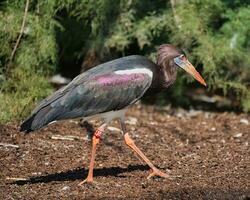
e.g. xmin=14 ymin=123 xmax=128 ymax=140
xmin=20 ymin=55 xmax=158 ymax=133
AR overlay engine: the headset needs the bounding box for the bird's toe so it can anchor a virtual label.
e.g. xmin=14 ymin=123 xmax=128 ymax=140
xmin=78 ymin=178 xmax=94 ymax=186
xmin=147 ymin=168 xmax=170 ymax=180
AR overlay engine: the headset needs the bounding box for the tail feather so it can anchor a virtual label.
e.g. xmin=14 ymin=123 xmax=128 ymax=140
xmin=20 ymin=115 xmax=36 ymax=133
xmin=20 ymin=106 xmax=55 ymax=133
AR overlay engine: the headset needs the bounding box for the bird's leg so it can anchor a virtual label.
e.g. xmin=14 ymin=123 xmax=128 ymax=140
xmin=78 ymin=123 xmax=106 ymax=185
xmin=120 ymin=120 xmax=169 ymax=179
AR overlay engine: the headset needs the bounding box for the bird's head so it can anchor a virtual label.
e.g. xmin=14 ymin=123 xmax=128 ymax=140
xmin=157 ymin=44 xmax=206 ymax=86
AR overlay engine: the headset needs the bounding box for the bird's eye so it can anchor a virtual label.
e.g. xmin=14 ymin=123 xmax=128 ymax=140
xmin=180 ymin=54 xmax=186 ymax=61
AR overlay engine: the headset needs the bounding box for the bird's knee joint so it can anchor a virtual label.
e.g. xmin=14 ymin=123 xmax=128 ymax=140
xmin=94 ymin=128 xmax=103 ymax=139
xmin=124 ymin=133 xmax=134 ymax=146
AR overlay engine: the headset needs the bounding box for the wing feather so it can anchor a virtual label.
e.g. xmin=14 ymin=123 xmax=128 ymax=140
xmin=41 ymin=72 xmax=152 ymax=124
xmin=21 ymin=55 xmax=157 ymax=132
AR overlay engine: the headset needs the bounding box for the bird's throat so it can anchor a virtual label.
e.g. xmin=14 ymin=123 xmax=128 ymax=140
xmin=162 ymin=66 xmax=177 ymax=88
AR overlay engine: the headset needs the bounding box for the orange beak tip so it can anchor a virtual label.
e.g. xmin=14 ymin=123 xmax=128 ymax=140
xmin=202 ymin=80 xmax=207 ymax=87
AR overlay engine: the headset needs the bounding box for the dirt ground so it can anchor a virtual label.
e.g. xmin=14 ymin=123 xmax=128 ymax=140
xmin=0 ymin=104 xmax=249 ymax=200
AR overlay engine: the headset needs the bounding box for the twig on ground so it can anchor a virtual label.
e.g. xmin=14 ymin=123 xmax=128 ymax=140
xmin=6 ymin=177 xmax=27 ymax=181
xmin=0 ymin=143 xmax=19 ymax=148
xmin=107 ymin=126 xmax=122 ymax=133
xmin=51 ymin=135 xmax=87 ymax=141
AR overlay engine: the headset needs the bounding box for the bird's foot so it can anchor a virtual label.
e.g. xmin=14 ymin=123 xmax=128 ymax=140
xmin=78 ymin=177 xmax=94 ymax=186
xmin=147 ymin=168 xmax=169 ymax=179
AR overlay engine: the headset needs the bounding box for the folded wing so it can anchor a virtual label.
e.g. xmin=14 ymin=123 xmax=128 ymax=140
xmin=20 ymin=58 xmax=153 ymax=132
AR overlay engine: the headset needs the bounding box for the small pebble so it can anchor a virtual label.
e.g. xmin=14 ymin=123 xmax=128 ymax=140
xmin=187 ymin=109 xmax=202 ymax=117
xmin=31 ymin=172 xmax=42 ymax=175
xmin=107 ymin=126 xmax=121 ymax=133
xmin=125 ymin=117 xmax=138 ymax=125
xmin=60 ymin=186 xmax=70 ymax=191
xmin=234 ymin=133 xmax=243 ymax=138
xmin=240 ymin=118 xmax=249 ymax=125
xmin=149 ymin=121 xmax=158 ymax=125
xmin=211 ymin=127 xmax=216 ymax=131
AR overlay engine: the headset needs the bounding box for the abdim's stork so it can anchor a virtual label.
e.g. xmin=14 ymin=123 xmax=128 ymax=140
xmin=20 ymin=44 xmax=206 ymax=184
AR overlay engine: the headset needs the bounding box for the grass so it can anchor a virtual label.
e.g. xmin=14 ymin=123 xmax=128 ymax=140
xmin=0 ymin=68 xmax=53 ymax=123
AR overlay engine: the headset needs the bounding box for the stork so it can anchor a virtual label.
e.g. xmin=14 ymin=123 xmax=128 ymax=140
xmin=20 ymin=44 xmax=206 ymax=184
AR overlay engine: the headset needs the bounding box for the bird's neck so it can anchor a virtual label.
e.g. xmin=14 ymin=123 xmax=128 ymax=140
xmin=146 ymin=63 xmax=177 ymax=95
xmin=160 ymin=64 xmax=177 ymax=88
xmin=155 ymin=54 xmax=178 ymax=89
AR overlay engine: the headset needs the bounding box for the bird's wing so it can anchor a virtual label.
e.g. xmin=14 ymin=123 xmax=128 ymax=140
xmin=21 ymin=55 xmax=156 ymax=132
xmin=32 ymin=56 xmax=154 ymax=115
xmin=49 ymin=69 xmax=153 ymax=120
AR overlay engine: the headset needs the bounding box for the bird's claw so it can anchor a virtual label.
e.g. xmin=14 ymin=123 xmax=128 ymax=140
xmin=78 ymin=178 xmax=94 ymax=186
xmin=147 ymin=168 xmax=169 ymax=179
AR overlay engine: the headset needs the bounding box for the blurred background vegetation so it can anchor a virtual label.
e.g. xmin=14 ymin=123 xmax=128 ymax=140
xmin=0 ymin=0 xmax=249 ymax=123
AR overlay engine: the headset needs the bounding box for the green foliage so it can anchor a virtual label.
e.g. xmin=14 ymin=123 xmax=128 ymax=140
xmin=0 ymin=0 xmax=249 ymax=123
xmin=0 ymin=68 xmax=53 ymax=123
xmin=164 ymin=1 xmax=250 ymax=110
xmin=0 ymin=0 xmax=57 ymax=123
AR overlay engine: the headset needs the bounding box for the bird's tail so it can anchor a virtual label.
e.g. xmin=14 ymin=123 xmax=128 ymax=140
xmin=20 ymin=106 xmax=56 ymax=133
xmin=20 ymin=114 xmax=36 ymax=133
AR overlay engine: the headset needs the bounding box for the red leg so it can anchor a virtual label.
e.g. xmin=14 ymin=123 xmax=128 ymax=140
xmin=124 ymin=132 xmax=169 ymax=179
xmin=78 ymin=124 xmax=106 ymax=185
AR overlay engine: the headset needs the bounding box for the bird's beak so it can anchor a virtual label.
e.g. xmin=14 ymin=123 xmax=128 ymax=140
xmin=174 ymin=55 xmax=207 ymax=86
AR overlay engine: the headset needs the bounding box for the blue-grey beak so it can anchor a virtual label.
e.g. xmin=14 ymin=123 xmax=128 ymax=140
xmin=174 ymin=55 xmax=206 ymax=86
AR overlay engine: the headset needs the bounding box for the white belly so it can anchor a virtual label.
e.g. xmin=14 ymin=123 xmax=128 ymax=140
xmin=84 ymin=109 xmax=127 ymax=123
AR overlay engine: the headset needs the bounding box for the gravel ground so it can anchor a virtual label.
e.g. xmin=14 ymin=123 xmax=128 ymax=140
xmin=0 ymin=104 xmax=249 ymax=199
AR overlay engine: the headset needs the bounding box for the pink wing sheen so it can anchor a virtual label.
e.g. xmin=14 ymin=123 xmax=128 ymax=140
xmin=94 ymin=73 xmax=146 ymax=86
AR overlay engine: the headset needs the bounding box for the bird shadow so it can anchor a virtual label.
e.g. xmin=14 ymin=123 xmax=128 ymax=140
xmin=11 ymin=164 xmax=149 ymax=185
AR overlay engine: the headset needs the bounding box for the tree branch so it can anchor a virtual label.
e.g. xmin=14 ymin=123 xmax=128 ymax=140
xmin=9 ymin=0 xmax=30 ymax=64
xmin=170 ymin=0 xmax=182 ymax=29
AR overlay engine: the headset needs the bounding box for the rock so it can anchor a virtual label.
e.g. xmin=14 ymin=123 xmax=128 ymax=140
xmin=107 ymin=126 xmax=121 ymax=133
xmin=234 ymin=133 xmax=243 ymax=138
xmin=125 ymin=117 xmax=138 ymax=125
xmin=60 ymin=186 xmax=70 ymax=191
xmin=240 ymin=118 xmax=249 ymax=125
xmin=50 ymin=74 xmax=71 ymax=85
xmin=211 ymin=127 xmax=216 ymax=131
xmin=187 ymin=109 xmax=202 ymax=118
